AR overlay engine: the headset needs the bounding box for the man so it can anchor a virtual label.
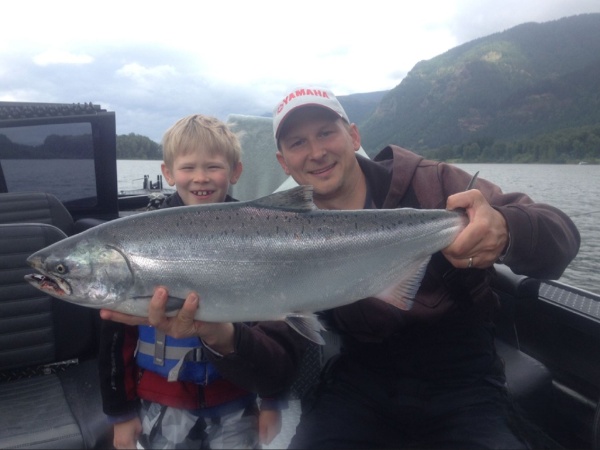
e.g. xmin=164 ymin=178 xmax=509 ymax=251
xmin=103 ymin=87 xmax=580 ymax=448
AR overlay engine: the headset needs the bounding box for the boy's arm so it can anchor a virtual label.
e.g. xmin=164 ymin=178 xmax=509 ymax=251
xmin=205 ymin=321 xmax=307 ymax=397
xmin=101 ymin=290 xmax=309 ymax=398
xmin=257 ymin=393 xmax=288 ymax=445
xmin=168 ymin=292 xmax=308 ymax=397
xmin=98 ymin=319 xmax=141 ymax=420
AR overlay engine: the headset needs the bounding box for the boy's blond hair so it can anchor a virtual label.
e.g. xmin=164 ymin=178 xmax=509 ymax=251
xmin=162 ymin=114 xmax=241 ymax=169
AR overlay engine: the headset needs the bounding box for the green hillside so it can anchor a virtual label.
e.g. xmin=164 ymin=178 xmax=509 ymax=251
xmin=358 ymin=13 xmax=600 ymax=163
xmin=337 ymin=91 xmax=388 ymax=127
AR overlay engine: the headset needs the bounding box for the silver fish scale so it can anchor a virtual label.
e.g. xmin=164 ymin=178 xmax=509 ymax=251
xmin=102 ymin=205 xmax=460 ymax=260
xmin=28 ymin=187 xmax=466 ymax=324
xmin=90 ymin=204 xmax=464 ymax=322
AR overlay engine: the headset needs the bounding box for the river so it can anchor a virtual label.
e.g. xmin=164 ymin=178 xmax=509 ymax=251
xmin=117 ymin=161 xmax=600 ymax=295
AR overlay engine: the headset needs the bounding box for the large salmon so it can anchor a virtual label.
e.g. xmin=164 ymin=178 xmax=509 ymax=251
xmin=25 ymin=186 xmax=466 ymax=344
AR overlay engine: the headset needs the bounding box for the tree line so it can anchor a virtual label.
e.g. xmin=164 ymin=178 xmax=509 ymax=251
xmin=116 ymin=133 xmax=162 ymax=160
xmin=0 ymin=133 xmax=94 ymax=159
xmin=115 ymin=124 xmax=600 ymax=165
xmin=420 ymin=124 xmax=600 ymax=164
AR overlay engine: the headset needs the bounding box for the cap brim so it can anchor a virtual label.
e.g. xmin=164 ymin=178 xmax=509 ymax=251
xmin=275 ymin=104 xmax=345 ymax=139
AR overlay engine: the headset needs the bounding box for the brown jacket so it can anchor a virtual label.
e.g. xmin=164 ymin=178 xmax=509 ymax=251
xmin=207 ymin=146 xmax=580 ymax=394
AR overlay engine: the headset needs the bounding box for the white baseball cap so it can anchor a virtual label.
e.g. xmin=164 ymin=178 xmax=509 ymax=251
xmin=273 ymin=87 xmax=349 ymax=139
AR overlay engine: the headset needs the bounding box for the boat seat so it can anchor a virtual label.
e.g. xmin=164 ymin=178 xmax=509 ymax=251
xmin=491 ymin=264 xmax=553 ymax=432
xmin=0 ymin=223 xmax=112 ymax=449
xmin=0 ymin=192 xmax=75 ymax=235
xmin=496 ymin=339 xmax=552 ymax=420
xmin=0 ymin=191 xmax=104 ymax=235
xmin=492 ymin=264 xmax=541 ymax=347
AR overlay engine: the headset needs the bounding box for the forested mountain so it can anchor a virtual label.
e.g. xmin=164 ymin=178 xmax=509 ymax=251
xmin=355 ymin=13 xmax=600 ymax=163
xmin=336 ymin=91 xmax=388 ymax=127
xmin=118 ymin=14 xmax=600 ymax=163
xmin=117 ymin=133 xmax=161 ymax=160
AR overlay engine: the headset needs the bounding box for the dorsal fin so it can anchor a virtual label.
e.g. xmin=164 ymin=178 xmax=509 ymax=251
xmin=249 ymin=185 xmax=316 ymax=212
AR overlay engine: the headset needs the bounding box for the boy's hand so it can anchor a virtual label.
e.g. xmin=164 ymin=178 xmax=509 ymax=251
xmin=101 ymin=287 xmax=235 ymax=355
xmin=113 ymin=417 xmax=142 ymax=449
xmin=148 ymin=288 xmax=235 ymax=354
xmin=259 ymin=409 xmax=282 ymax=445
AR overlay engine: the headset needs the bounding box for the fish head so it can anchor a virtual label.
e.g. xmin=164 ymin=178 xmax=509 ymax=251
xmin=25 ymin=236 xmax=133 ymax=309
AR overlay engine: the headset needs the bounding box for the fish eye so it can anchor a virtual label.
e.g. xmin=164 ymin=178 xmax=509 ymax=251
xmin=56 ymin=264 xmax=67 ymax=274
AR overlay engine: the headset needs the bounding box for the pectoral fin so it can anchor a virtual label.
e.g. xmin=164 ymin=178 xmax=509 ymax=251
xmin=285 ymin=312 xmax=326 ymax=345
xmin=373 ymin=257 xmax=431 ymax=311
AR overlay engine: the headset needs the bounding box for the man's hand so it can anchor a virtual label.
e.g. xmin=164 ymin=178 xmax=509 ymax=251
xmin=100 ymin=287 xmax=235 ymax=354
xmin=443 ymin=189 xmax=509 ymax=269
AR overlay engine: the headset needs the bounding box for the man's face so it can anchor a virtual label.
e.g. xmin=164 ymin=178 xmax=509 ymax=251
xmin=276 ymin=107 xmax=361 ymax=205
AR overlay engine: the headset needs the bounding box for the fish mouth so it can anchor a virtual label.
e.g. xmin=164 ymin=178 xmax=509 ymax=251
xmin=25 ymin=255 xmax=72 ymax=297
xmin=25 ymin=273 xmax=72 ymax=297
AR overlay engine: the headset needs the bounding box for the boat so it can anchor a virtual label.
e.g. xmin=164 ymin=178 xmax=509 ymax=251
xmin=1 ymin=101 xmax=599 ymax=449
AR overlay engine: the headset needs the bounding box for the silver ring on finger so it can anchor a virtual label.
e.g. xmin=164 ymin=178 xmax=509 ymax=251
xmin=467 ymin=257 xmax=473 ymax=269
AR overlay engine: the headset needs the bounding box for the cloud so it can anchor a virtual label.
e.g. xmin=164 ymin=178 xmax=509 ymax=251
xmin=1 ymin=0 xmax=599 ymax=142
xmin=116 ymin=63 xmax=177 ymax=82
xmin=33 ymin=50 xmax=94 ymax=66
xmin=448 ymin=0 xmax=600 ymax=42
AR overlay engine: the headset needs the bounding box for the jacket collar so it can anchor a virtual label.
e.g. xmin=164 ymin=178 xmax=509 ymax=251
xmin=358 ymin=144 xmax=425 ymax=210
xmin=371 ymin=145 xmax=424 ymax=209
xmin=356 ymin=153 xmax=392 ymax=209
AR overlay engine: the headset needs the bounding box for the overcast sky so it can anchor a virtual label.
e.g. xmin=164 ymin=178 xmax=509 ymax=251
xmin=2 ymin=0 xmax=599 ymax=142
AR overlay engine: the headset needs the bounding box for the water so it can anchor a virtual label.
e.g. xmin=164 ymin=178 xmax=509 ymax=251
xmin=3 ymin=159 xmax=97 ymax=202
xmin=116 ymin=160 xmax=166 ymax=193
xmin=118 ymin=160 xmax=600 ymax=295
xmin=455 ymin=163 xmax=599 ymax=295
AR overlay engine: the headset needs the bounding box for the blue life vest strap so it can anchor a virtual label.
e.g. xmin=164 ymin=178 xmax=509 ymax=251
xmin=135 ymin=326 xmax=219 ymax=384
xmin=154 ymin=330 xmax=166 ymax=366
xmin=137 ymin=332 xmax=208 ymax=364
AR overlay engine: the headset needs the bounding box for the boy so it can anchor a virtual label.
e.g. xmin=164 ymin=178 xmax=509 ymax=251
xmin=98 ymin=114 xmax=283 ymax=449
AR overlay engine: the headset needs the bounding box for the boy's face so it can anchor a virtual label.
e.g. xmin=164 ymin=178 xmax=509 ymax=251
xmin=276 ymin=108 xmax=361 ymax=206
xmin=161 ymin=150 xmax=242 ymax=205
